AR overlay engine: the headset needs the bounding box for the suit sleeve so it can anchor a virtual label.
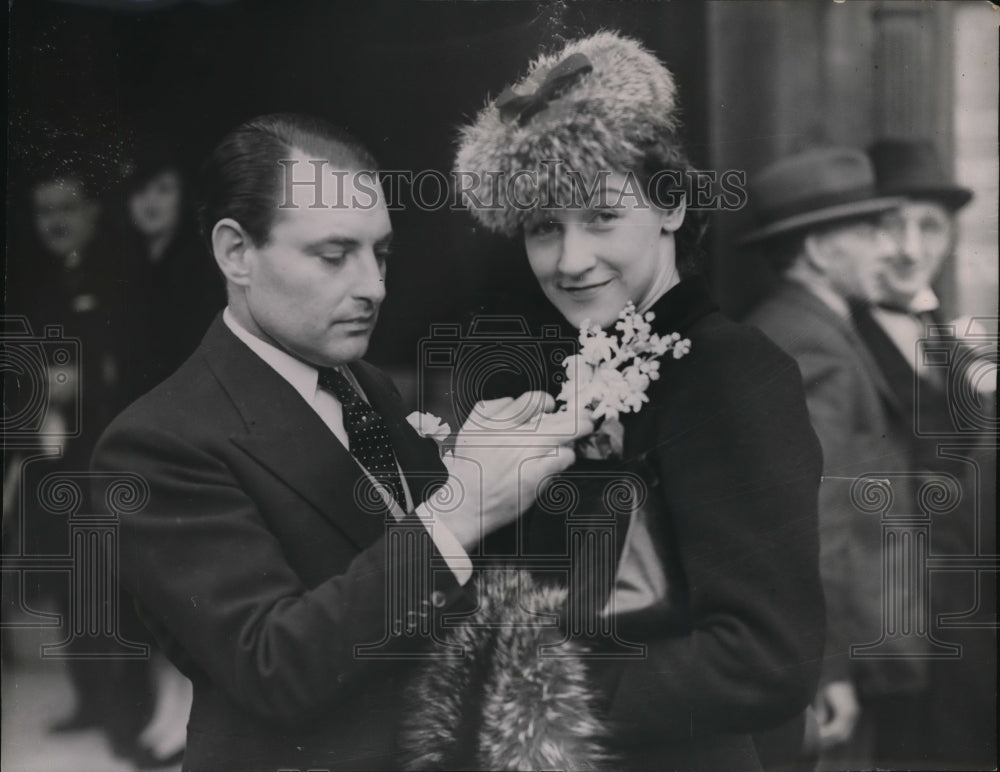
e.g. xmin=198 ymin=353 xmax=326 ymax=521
xmin=605 ymin=333 xmax=826 ymax=740
xmin=788 ymin=342 xmax=867 ymax=685
xmin=92 ymin=419 xmax=469 ymax=728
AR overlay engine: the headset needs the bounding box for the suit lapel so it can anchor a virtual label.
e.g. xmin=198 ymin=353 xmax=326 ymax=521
xmin=201 ymin=319 xmax=389 ymax=550
xmin=780 ymin=282 xmax=904 ymax=416
xmin=850 ymin=305 xmax=921 ymax=418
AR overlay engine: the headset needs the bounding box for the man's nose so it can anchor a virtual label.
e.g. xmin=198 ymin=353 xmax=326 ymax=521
xmin=555 ymin=226 xmax=597 ymax=277
xmin=901 ymin=220 xmax=923 ymax=263
xmin=879 ymin=226 xmax=907 ymax=260
xmin=353 ymin=249 xmax=387 ymax=304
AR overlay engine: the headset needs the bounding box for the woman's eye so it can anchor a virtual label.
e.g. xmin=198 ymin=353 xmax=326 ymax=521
xmin=527 ymin=220 xmax=561 ymax=237
xmin=592 ymin=210 xmax=619 ymax=225
xmin=318 ymin=252 xmax=347 ymax=263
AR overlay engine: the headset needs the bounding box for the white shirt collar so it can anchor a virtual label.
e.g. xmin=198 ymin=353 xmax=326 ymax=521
xmin=222 ymin=307 xmax=320 ymax=406
xmin=908 ymin=287 xmax=940 ymax=314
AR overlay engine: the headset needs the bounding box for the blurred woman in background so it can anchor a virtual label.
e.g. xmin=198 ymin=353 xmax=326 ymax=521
xmin=121 ymin=140 xmax=224 ymax=400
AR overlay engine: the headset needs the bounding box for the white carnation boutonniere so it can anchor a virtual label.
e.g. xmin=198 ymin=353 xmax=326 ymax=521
xmin=405 ymin=411 xmax=453 ymax=447
xmin=558 ymin=302 xmax=692 ymax=460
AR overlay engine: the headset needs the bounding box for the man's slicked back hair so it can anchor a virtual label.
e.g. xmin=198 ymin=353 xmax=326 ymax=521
xmin=197 ymin=113 xmax=377 ymax=248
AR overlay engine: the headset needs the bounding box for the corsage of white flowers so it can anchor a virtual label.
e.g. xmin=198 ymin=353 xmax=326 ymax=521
xmin=558 ymin=301 xmax=691 ymax=460
xmin=404 ymin=302 xmax=691 ymax=463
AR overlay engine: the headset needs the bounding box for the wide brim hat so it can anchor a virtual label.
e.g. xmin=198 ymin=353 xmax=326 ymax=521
xmin=453 ymin=31 xmax=683 ymax=236
xmin=738 ymin=147 xmax=904 ymax=246
xmin=868 ymin=138 xmax=973 ymax=211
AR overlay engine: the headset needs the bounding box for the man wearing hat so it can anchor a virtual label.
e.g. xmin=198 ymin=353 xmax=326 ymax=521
xmin=857 ymin=138 xmax=980 ymax=397
xmin=742 ymin=147 xmax=931 ymax=769
xmin=858 ymin=138 xmax=996 ymax=769
xmin=866 ymin=138 xmax=972 ymax=316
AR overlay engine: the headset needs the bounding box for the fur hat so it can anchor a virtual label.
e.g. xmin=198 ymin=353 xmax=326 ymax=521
xmin=454 ymin=31 xmax=684 ymax=236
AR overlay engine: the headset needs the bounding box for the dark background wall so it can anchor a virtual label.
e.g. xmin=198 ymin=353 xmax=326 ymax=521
xmin=7 ymin=0 xmax=709 ymax=370
xmin=8 ymin=0 xmax=995 ymax=367
xmin=705 ymin=0 xmax=981 ymax=318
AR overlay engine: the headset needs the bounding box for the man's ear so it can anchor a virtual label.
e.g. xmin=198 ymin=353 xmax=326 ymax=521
xmin=802 ymin=231 xmax=829 ymax=273
xmin=212 ymin=218 xmax=254 ymax=287
xmin=659 ymin=197 xmax=687 ymax=234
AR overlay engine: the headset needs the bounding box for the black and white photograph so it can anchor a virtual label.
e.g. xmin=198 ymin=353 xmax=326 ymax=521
xmin=3 ymin=1 xmax=997 ymax=770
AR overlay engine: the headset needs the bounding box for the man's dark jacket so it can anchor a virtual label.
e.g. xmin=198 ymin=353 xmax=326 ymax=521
xmin=92 ymin=317 xmax=468 ymax=772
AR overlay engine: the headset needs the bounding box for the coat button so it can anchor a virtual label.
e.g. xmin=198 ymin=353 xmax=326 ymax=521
xmin=430 ymin=590 xmax=447 ymax=608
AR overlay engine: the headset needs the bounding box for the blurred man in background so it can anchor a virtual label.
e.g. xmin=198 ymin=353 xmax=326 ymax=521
xmin=741 ymin=147 xmax=931 ymax=770
xmin=3 ymin=159 xmax=166 ymax=767
xmin=19 ymin=163 xmax=122 ymax=436
xmin=853 ymin=138 xmax=996 ymax=769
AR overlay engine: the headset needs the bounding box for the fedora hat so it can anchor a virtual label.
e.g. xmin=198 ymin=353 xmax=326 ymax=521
xmin=738 ymin=147 xmax=903 ymax=246
xmin=868 ymin=138 xmax=973 ymax=211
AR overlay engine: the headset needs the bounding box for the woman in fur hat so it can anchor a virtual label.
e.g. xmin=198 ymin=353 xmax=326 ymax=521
xmin=404 ymin=32 xmax=827 ymax=771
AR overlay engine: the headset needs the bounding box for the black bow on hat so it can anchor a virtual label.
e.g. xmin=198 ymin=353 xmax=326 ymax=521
xmin=496 ymin=53 xmax=593 ymax=126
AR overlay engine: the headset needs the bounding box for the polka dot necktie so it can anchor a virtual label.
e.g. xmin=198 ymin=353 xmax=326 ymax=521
xmin=318 ymin=368 xmax=407 ymax=509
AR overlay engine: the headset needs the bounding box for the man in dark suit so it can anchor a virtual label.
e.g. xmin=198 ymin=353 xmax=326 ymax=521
xmin=741 ymin=148 xmax=933 ymax=770
xmin=5 ymin=161 xmax=161 ymax=765
xmin=854 ymin=139 xmax=996 ymax=769
xmin=91 ymin=113 xmax=589 ymax=771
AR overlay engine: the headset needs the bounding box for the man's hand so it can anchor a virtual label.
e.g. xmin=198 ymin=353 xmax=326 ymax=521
xmin=815 ymin=680 xmax=861 ymax=749
xmin=432 ymin=392 xmax=593 ymax=549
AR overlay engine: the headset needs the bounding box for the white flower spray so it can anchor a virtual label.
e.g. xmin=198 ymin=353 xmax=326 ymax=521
xmin=558 ymin=302 xmax=691 ymax=459
xmin=406 ymin=303 xmax=691 ymax=462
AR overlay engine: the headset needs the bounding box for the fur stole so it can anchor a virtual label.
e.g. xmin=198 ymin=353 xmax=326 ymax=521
xmin=400 ymin=569 xmax=612 ymax=770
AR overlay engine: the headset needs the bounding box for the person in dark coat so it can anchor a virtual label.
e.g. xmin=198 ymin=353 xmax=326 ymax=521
xmin=91 ymin=113 xmax=590 ymax=772
xmin=9 ymin=161 xmax=126 ymax=450
xmin=741 ymin=147 xmax=950 ymax=770
xmin=440 ymin=33 xmax=827 ymax=772
xmin=855 ymin=138 xmax=996 ymax=770
xmin=120 ymin=141 xmax=225 ymax=399
xmin=5 ymin=160 xmax=160 ymax=765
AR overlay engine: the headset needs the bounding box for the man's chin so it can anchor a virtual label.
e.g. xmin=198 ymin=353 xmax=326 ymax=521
xmin=313 ymin=337 xmax=372 ymax=367
xmin=881 ymin=283 xmax=923 ymax=306
xmin=44 ymin=241 xmax=77 ymax=258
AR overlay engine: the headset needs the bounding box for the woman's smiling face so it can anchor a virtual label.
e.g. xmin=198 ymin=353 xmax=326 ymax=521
xmin=523 ymin=172 xmax=683 ymax=328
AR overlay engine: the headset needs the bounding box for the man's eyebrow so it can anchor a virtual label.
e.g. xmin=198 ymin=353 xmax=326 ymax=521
xmin=303 ymin=233 xmax=394 ymax=250
xmin=304 ymin=236 xmax=359 ymax=250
